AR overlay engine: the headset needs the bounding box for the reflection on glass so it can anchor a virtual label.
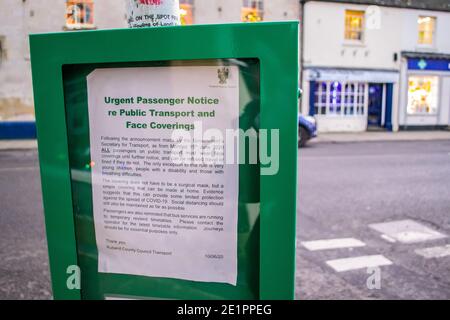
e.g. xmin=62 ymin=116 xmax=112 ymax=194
xmin=63 ymin=59 xmax=261 ymax=300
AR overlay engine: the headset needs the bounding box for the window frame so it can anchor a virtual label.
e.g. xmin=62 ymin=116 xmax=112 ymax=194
xmin=65 ymin=0 xmax=95 ymax=30
xmin=314 ymin=81 xmax=368 ymax=117
xmin=344 ymin=9 xmax=365 ymax=43
xmin=180 ymin=0 xmax=194 ymax=25
xmin=241 ymin=0 xmax=264 ymax=23
xmin=417 ymin=16 xmax=437 ymax=47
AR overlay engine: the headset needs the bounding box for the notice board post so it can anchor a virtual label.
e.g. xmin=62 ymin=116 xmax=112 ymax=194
xmin=30 ymin=22 xmax=299 ymax=300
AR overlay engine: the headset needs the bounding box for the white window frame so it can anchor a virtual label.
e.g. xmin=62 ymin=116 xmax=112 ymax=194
xmin=242 ymin=0 xmax=264 ymax=22
xmin=314 ymin=81 xmax=368 ymax=117
xmin=344 ymin=9 xmax=365 ymax=44
xmin=65 ymin=1 xmax=95 ymax=30
xmin=417 ymin=16 xmax=437 ymax=48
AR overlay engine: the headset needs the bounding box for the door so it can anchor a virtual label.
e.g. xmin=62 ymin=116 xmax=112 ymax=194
xmin=368 ymin=83 xmax=383 ymax=127
xmin=442 ymin=77 xmax=450 ymax=126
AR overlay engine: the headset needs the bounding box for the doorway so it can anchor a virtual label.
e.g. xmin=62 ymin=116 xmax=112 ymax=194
xmin=368 ymin=83 xmax=384 ymax=128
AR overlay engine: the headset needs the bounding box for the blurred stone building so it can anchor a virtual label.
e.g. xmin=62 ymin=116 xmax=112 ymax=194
xmin=0 ymin=0 xmax=298 ymax=137
xmin=0 ymin=0 xmax=449 ymax=137
xmin=0 ymin=0 xmax=127 ymax=137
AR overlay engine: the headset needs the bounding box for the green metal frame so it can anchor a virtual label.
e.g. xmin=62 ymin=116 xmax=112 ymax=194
xmin=30 ymin=22 xmax=298 ymax=300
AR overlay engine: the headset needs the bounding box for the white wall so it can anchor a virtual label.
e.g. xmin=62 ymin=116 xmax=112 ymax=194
xmin=302 ymin=1 xmax=450 ymax=132
xmin=95 ymin=1 xmax=128 ymax=29
xmin=194 ymin=0 xmax=241 ymax=24
xmin=399 ymin=8 xmax=450 ymax=54
xmin=304 ymin=1 xmax=399 ymax=70
xmin=265 ymin=0 xmax=299 ymax=21
xmin=303 ymin=1 xmax=450 ymax=70
xmin=194 ymin=0 xmax=299 ymax=24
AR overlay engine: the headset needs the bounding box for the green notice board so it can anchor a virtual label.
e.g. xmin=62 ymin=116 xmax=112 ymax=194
xmin=30 ymin=22 xmax=298 ymax=300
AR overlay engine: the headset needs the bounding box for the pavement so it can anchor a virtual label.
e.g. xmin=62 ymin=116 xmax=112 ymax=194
xmin=1 ymin=130 xmax=449 ymax=150
xmin=0 ymin=136 xmax=449 ymax=299
xmin=0 ymin=140 xmax=37 ymax=150
xmin=311 ymin=130 xmax=450 ymax=144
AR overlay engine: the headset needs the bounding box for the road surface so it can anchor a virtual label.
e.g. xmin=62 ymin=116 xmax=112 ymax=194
xmin=296 ymin=140 xmax=450 ymax=299
xmin=0 ymin=140 xmax=449 ymax=299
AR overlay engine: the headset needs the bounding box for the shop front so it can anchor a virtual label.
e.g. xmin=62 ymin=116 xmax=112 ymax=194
xmin=304 ymin=68 xmax=399 ymax=133
xmin=400 ymin=52 xmax=450 ymax=129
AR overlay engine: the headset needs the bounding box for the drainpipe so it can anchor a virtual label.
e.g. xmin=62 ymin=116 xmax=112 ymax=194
xmin=299 ymin=0 xmax=305 ymax=113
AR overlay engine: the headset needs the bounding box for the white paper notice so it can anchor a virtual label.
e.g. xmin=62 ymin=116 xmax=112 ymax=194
xmin=87 ymin=66 xmax=239 ymax=285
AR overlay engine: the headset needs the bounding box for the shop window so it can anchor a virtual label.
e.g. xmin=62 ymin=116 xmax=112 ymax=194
xmin=328 ymin=82 xmax=342 ymax=115
xmin=66 ymin=0 xmax=94 ymax=30
xmin=242 ymin=0 xmax=264 ymax=22
xmin=345 ymin=10 xmax=364 ymax=41
xmin=314 ymin=82 xmax=327 ymax=115
xmin=418 ymin=16 xmax=436 ymax=46
xmin=407 ymin=76 xmax=438 ymax=115
xmin=356 ymin=83 xmax=366 ymax=115
xmin=180 ymin=0 xmax=194 ymax=25
xmin=314 ymin=81 xmax=366 ymax=116
xmin=344 ymin=83 xmax=355 ymax=115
